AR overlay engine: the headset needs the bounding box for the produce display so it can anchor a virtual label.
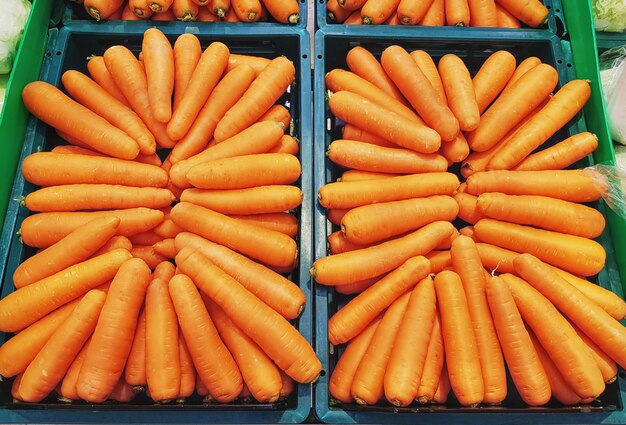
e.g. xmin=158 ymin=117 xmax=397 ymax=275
xmin=0 ymin=0 xmax=32 ymax=74
xmin=0 ymin=28 xmax=321 ymax=405
xmin=315 ymin=44 xmax=626 ymax=408
xmin=326 ymin=0 xmax=548 ymax=27
xmin=70 ymin=0 xmax=301 ymax=23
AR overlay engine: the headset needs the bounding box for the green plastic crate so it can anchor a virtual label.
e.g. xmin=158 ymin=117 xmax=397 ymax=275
xmin=0 ymin=0 xmax=55 ymax=230
xmin=562 ymin=0 xmax=626 ymax=295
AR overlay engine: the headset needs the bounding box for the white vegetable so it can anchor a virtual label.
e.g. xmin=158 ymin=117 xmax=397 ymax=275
xmin=0 ymin=0 xmax=32 ymax=74
xmin=593 ymin=0 xmax=626 ymax=32
xmin=602 ymin=59 xmax=626 ymax=145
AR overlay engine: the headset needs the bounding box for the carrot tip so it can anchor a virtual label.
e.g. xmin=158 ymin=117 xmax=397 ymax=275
xmin=354 ymin=397 xmax=367 ymax=405
xmin=340 ymin=224 xmax=346 ymax=234
xmin=417 ymin=396 xmax=430 ymax=404
xmin=179 ymin=12 xmax=196 ymax=21
xmin=400 ymin=16 xmax=410 ymax=24
xmin=247 ymin=12 xmax=257 ymax=21
xmin=606 ymin=375 xmax=617 ymax=384
xmin=57 ymin=397 xmax=74 ymax=404
xmin=327 ymin=12 xmax=337 ymax=22
xmin=131 ymin=386 xmax=145 ymax=393
xmin=149 ymin=3 xmax=162 ymax=12
xmin=133 ymin=8 xmax=145 ymax=17
xmin=176 ymin=398 xmax=186 ymax=404
xmin=309 ymin=267 xmax=317 ymax=278
xmin=87 ymin=6 xmax=102 ymax=20
xmin=362 ymin=16 xmax=372 ymax=24
xmin=297 ymin=303 xmax=305 ymax=315
xmin=288 ymin=14 xmax=300 ymax=24
xmin=454 ymin=22 xmax=466 ymax=26
xmin=216 ymin=8 xmax=226 ymax=17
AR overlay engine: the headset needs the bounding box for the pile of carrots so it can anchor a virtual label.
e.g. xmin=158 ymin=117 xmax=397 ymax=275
xmin=326 ymin=0 xmax=548 ymax=27
xmin=74 ymin=0 xmax=300 ymax=23
xmin=316 ymin=44 xmax=626 ymax=408
xmin=0 ymin=28 xmax=321 ymax=405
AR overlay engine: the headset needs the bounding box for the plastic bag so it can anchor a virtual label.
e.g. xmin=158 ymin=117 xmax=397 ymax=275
xmin=0 ymin=0 xmax=32 ymax=74
xmin=599 ymin=46 xmax=626 ymax=145
xmin=586 ymin=163 xmax=626 ymax=219
xmin=593 ymin=0 xmax=626 ymax=32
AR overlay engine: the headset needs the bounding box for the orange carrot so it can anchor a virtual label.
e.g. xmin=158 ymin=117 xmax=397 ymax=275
xmin=51 ymin=144 xmax=162 ymax=166
xmin=351 ymin=292 xmax=411 ymax=405
xmin=84 ymin=0 xmax=124 ymax=20
xmin=381 ymin=46 xmax=459 ymax=142
xmin=441 ymin=133 xmax=470 ymax=163
xmin=337 ymin=0 xmax=367 ymax=11
xmin=262 ymin=0 xmax=300 ymax=23
xmin=416 ymin=311 xmax=444 ymax=403
xmin=475 ymin=242 xmax=517 ymax=273
xmin=319 ymin=172 xmax=459 ymax=209
xmin=327 ymin=0 xmax=352 ymax=21
xmin=328 ymin=256 xmax=430 ymax=345
xmin=439 ymin=54 xmax=480 ymax=132
xmin=131 ymin=246 xmax=168 ymax=269
xmin=122 ymin=2 xmax=145 ymax=18
xmin=174 ymin=232 xmax=305 ymax=319
xmin=169 ymin=274 xmax=243 ymax=402
xmin=409 ymin=50 xmax=446 ymax=103
xmin=467 ymin=64 xmax=558 ymax=152
xmin=171 ymin=0 xmax=199 ymax=20
xmin=514 ymin=132 xmax=598 ymax=171
xmin=172 ymin=34 xmax=201 ymax=112
xmin=207 ymin=0 xmax=229 ymax=16
xmin=86 ymin=56 xmax=130 ymax=107
xmin=335 ymin=276 xmax=382 ymax=295
xmin=420 ymin=0 xmax=444 ymax=24
xmin=215 ymin=56 xmax=294 ymax=142
xmin=485 ymin=276 xmax=551 ymax=406
xmin=341 ymin=125 xmax=393 ymax=148
xmin=426 ymin=250 xmax=452 ymax=274
xmin=340 ymin=170 xmax=395 ymax=182
xmin=343 ymin=8 xmax=363 ymax=23
xmin=434 ymin=270 xmax=484 ymax=406
xmin=361 ymin=0 xmax=402 ymax=24
xmin=176 ymin=334 xmax=195 ymax=401
xmin=384 ymin=4 xmax=399 ymax=22
xmin=59 ymin=338 xmax=91 ymax=401
xmin=77 ymin=258 xmax=151 ymax=402
xmin=454 ymin=192 xmax=486 ymax=225
xmin=504 ymin=56 xmax=542 ymax=92
xmin=125 ymin=309 xmax=147 ymax=389
xmin=257 ymin=105 xmax=291 ymax=129
xmin=19 ymin=290 xmax=106 ymax=402
xmin=314 ymin=221 xmax=453 ymax=286
xmin=472 ymin=50 xmax=516 ymax=113
xmin=143 ymin=28 xmax=174 ymax=124
xmin=432 ymin=364 xmax=451 ymax=403
xmin=341 ymin=195 xmax=458 ymax=245
xmin=346 ymin=46 xmax=407 ymax=104
xmin=230 ymin=213 xmax=298 ymax=238
xmin=329 ymin=315 xmax=382 ymax=403
xmin=468 ymin=0 xmax=497 ymax=26
xmin=130 ymin=231 xmax=163 ymax=247
xmin=267 ymin=135 xmax=299 ymax=155
xmin=232 ymin=0 xmax=262 ymax=21
xmin=175 ymin=248 xmax=321 ymax=383
xmin=152 ymin=7 xmax=176 ymax=18
xmin=397 ymin=0 xmax=434 ymax=24
xmin=496 ymin=0 xmax=548 ymax=27
xmin=445 ymin=0 xmax=470 ymax=25
xmin=153 ymin=239 xmax=176 ymax=258
xmin=495 ymin=3 xmax=521 ymax=27
xmin=129 ymin=0 xmax=153 ymax=17
xmin=571 ymin=324 xmax=618 ymax=384
xmin=384 ymin=277 xmax=437 ymax=406
xmin=227 ymin=54 xmax=270 ymax=76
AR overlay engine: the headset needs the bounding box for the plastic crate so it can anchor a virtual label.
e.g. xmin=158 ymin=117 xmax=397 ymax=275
xmin=315 ymin=0 xmax=565 ymax=35
xmin=312 ymin=27 xmax=626 ymax=424
xmin=0 ymin=0 xmax=57 ymax=237
xmin=595 ymin=32 xmax=626 ymax=52
xmin=62 ymin=0 xmax=308 ymax=28
xmin=0 ymin=24 xmax=314 ymax=424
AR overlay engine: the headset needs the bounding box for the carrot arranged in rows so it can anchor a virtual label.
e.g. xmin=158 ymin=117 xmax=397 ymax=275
xmin=495 ymin=3 xmax=521 ymax=27
xmin=125 ymin=309 xmax=148 ymax=389
xmin=416 ymin=311 xmax=445 ymax=403
xmin=454 ymin=192 xmax=485 ymax=225
xmin=346 ymin=46 xmax=407 ymax=104
xmin=172 ymin=34 xmax=201 ymax=111
xmin=571 ymin=324 xmax=618 ymax=384
xmin=445 ymin=0 xmax=470 ymax=25
xmin=227 ymin=53 xmax=270 ymax=75
xmin=60 ymin=338 xmax=91 ymax=401
xmin=496 ymin=0 xmax=548 ymax=27
xmin=230 ymin=213 xmax=298 ymax=238
xmin=86 ymin=56 xmax=130 ymax=107
xmin=472 ymin=50 xmax=516 ymax=113
xmin=514 ymin=132 xmax=598 ymax=171
xmin=143 ymin=28 xmax=174 ymax=124
xmin=439 ymin=54 xmax=480 ymax=132
xmin=361 ymin=0 xmax=401 ymax=24
xmin=468 ymin=0 xmax=497 ymax=26
xmin=397 ymin=0 xmax=433 ymax=24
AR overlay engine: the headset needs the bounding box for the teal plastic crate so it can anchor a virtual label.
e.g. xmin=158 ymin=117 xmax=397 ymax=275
xmin=0 ymin=24 xmax=314 ymax=423
xmin=313 ymin=27 xmax=626 ymax=423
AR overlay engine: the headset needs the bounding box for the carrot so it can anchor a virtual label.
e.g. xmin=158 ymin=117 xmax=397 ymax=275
xmin=434 ymin=270 xmax=484 ymax=406
xmin=327 ymin=0 xmax=351 ymax=21
xmin=205 ymin=298 xmax=282 ymax=403
xmin=384 ymin=277 xmax=436 ymax=406
xmin=169 ymin=121 xmax=284 ymax=189
xmin=207 ymin=0 xmax=229 ymax=16
xmin=59 ymin=338 xmax=91 ymax=401
xmin=129 ymin=0 xmax=153 ymax=17
xmin=340 ymin=170 xmax=395 ymax=182
xmin=416 ymin=310 xmax=444 ymax=403
xmin=495 ymin=3 xmax=521 ymax=27
xmin=0 ymin=300 xmax=79 ymax=378
xmin=474 ymin=242 xmax=516 ymax=273
xmin=319 ymin=172 xmax=459 ymax=209
xmin=468 ymin=0 xmax=497 ymax=26
xmin=122 ymin=2 xmax=145 ymax=18
xmin=13 ymin=216 xmax=120 ymax=289
xmin=440 ymin=133 xmax=470 ymax=163
xmin=227 ymin=54 xmax=270 ymax=76
xmin=130 ymin=231 xmax=163 ymax=246
xmin=472 ymin=50 xmax=516 ymax=113
xmin=432 ymin=364 xmax=451 ymax=403
xmin=439 ymin=54 xmax=480 ymax=132
xmin=551 ymin=268 xmax=626 ymax=321
xmin=476 ymin=193 xmax=605 ymax=238
xmin=22 ymin=82 xmax=139 ymax=160
xmin=153 ymin=239 xmax=176 ymax=258
xmin=232 ymin=0 xmax=262 ymax=20
xmin=258 ymin=105 xmax=291 ymax=130
xmin=313 ymin=221 xmax=453 ymax=286
xmin=262 ymin=0 xmax=299 ymax=23
xmin=174 ymin=232 xmax=305 ymax=319
xmin=19 ymin=290 xmax=106 ymax=402
xmin=329 ymin=91 xmax=441 ymax=153
xmin=154 ymin=219 xmax=184 ymax=239
xmin=327 ymin=230 xmax=367 ymax=255
xmin=221 ymin=4 xmax=239 ymax=20
xmin=142 ymin=28 xmax=175 ymax=124
xmin=196 ymin=373 xmax=209 ymax=397
xmin=466 ymin=169 xmax=607 ymax=203
xmin=420 ymin=0 xmax=444 ymax=24
xmin=77 ymin=258 xmax=151 ymax=402
xmin=22 ymin=152 xmax=168 ymax=188
xmin=381 ymin=46 xmax=459 ymax=142
xmin=109 ymin=377 xmax=136 ymax=402
xmin=215 ymin=56 xmax=294 ymax=142
xmin=571 ymin=323 xmax=618 ymax=384
xmin=230 ymin=213 xmax=298 ymax=238
xmin=528 ymin=331 xmax=582 ymax=405
xmin=485 ymin=276 xmax=550 ymax=406
xmin=503 ymin=57 xmax=542 ymax=93
xmin=176 ymin=334 xmax=195 ymax=401
xmin=152 ymin=261 xmax=176 ymax=282
xmin=325 ymin=69 xmax=419 ymax=123
xmin=25 ymin=184 xmax=174 ymax=212
xmin=62 ymin=70 xmax=155 ymax=154
xmin=329 ymin=315 xmax=382 ymax=403
xmin=458 ymin=225 xmax=478 ymax=241
xmin=344 ymin=8 xmax=363 ymax=23
xmin=149 ymin=0 xmax=173 ymax=12
xmin=145 ymin=278 xmax=180 ymax=402
xmin=186 ymin=153 xmax=300 ymax=190
xmin=86 ymin=56 xmax=130 ymax=107
xmin=451 ymin=236 xmax=506 ymax=404
xmin=503 ymin=273 xmax=605 ymax=400
xmin=328 ymin=139 xmax=448 ymax=174
xmin=172 ymin=34 xmax=201 ymax=112
xmin=361 ymin=0 xmax=401 ymax=24
xmin=0 ymin=249 xmax=130 ymax=333
xmin=466 ymin=64 xmax=558 ymax=152
xmin=475 ymin=218 xmax=606 ymax=276
xmin=351 ymin=291 xmax=410 ymax=405
xmin=168 ymin=274 xmax=242 ymax=402
xmin=335 ymin=276 xmax=382 ymax=295
xmin=514 ymin=132 xmax=598 ymax=171
xmin=175 ymin=248 xmax=321 ymax=383
xmin=84 ymin=0 xmax=123 ymax=20
xmin=341 ymin=125 xmax=395 ymax=148
xmin=346 ymin=46 xmax=406 ymax=104
xmin=50 ymin=144 xmax=162 ymax=166
xmin=267 ymin=135 xmax=299 ymax=155
xmin=152 ymin=7 xmax=176 ymax=17
xmin=328 ymin=256 xmax=430 ymax=345
xmin=454 ymin=192 xmax=485 ymax=225
xmin=277 ymin=370 xmax=294 ymax=399
xmin=341 ymin=195 xmax=458 ymax=245
xmin=489 ymin=80 xmax=591 ymax=170
xmin=513 ymin=254 xmax=626 ymax=369
xmin=396 ymin=0 xmax=434 ymax=24
xmin=170 ymin=65 xmax=256 ymax=164
xmin=338 ymin=0 xmax=367 ymax=10
xmin=445 ymin=0 xmax=470 ymax=25
xmin=125 ymin=309 xmax=147 ymax=390
xmin=426 ymin=250 xmax=452 ymax=274
xmin=495 ymin=0 xmax=548 ymax=27
xmin=131 ymin=246 xmax=168 ymax=269
xmin=409 ymin=50 xmax=446 ymax=103
xmin=172 ymin=0 xmax=199 ymax=19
